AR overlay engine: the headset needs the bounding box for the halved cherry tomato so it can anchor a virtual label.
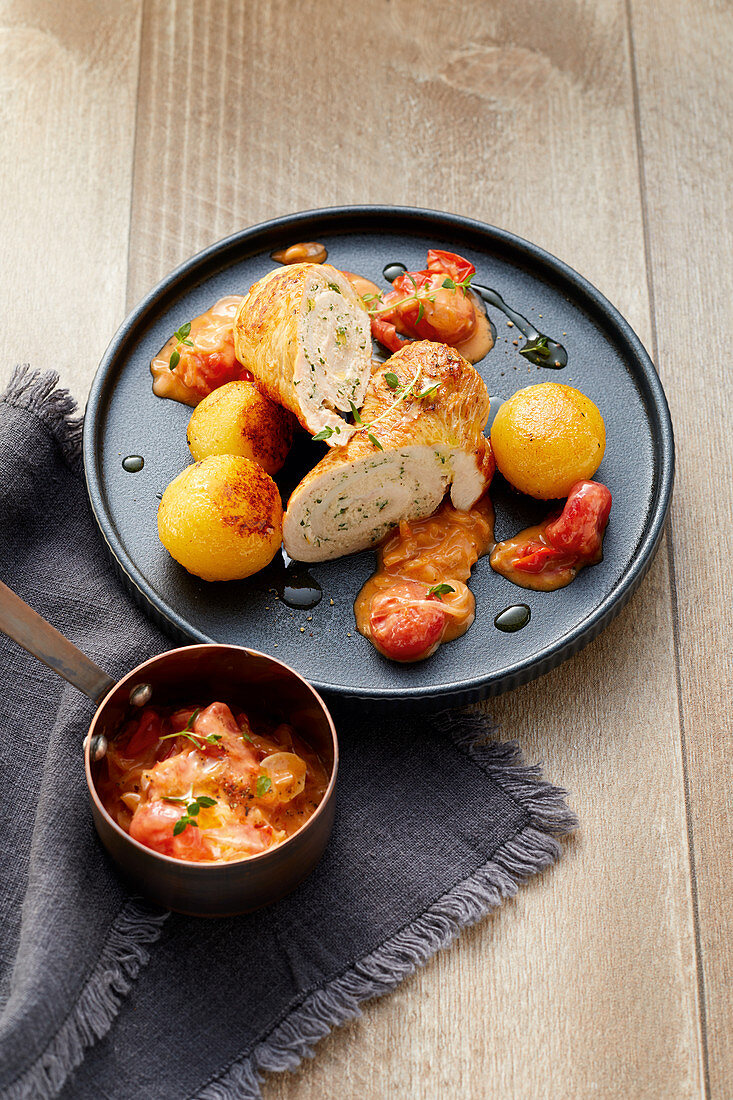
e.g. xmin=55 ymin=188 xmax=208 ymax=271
xmin=510 ymin=481 xmax=612 ymax=576
xmin=426 ymin=249 xmax=476 ymax=284
xmin=394 ymin=274 xmax=476 ymax=344
xmin=175 ymin=348 xmax=252 ymax=400
xmin=369 ymin=580 xmax=447 ymax=662
xmin=512 ymin=544 xmax=568 ymax=574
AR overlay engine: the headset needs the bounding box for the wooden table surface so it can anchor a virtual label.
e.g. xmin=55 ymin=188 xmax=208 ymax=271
xmin=1 ymin=2 xmax=731 ymax=1097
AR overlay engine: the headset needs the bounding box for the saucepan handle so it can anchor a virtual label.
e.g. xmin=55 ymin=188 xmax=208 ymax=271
xmin=0 ymin=579 xmax=116 ymax=704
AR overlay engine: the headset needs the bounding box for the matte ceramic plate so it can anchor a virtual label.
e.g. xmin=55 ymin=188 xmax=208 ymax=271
xmin=84 ymin=206 xmax=674 ymax=710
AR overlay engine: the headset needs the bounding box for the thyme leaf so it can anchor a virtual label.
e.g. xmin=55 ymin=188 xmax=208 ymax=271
xmin=312 ymin=427 xmax=335 ymax=442
xmin=520 ymin=335 xmax=551 ymax=361
xmin=171 ymin=794 xmax=218 ymax=836
xmin=427 ymin=583 xmax=455 ymax=598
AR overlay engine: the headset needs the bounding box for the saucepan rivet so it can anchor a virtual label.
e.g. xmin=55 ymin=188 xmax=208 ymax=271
xmin=90 ymin=733 xmax=108 ymax=762
xmin=129 ymin=682 xmax=153 ymax=707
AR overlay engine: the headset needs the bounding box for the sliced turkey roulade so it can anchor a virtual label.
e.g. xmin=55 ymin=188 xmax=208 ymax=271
xmin=233 ymin=263 xmax=371 ymax=442
xmin=283 ymin=341 xmax=494 ymax=562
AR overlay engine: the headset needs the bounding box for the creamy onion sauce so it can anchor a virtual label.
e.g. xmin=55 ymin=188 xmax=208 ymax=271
xmin=150 ymin=295 xmax=244 ymax=406
xmin=454 ymin=293 xmax=494 ymax=363
xmin=97 ymin=702 xmax=329 ymax=864
xmin=342 ymin=271 xmax=382 ymax=300
xmin=355 ymin=493 xmax=495 ymax=647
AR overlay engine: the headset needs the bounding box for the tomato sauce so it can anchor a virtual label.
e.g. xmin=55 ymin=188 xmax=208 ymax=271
xmin=96 ymin=701 xmax=328 ymax=863
xmin=354 ymin=494 xmax=495 ymax=661
xmin=150 ymin=295 xmax=251 ymax=407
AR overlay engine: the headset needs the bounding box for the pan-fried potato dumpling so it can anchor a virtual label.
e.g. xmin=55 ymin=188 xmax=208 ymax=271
xmin=233 ymin=263 xmax=372 ymax=442
xmin=186 ymin=380 xmax=295 ymax=475
xmin=491 ymin=383 xmax=606 ymax=499
xmin=158 ymin=455 xmax=283 ymax=581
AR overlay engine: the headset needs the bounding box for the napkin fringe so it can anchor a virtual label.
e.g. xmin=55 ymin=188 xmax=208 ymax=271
xmin=3 ymin=366 xmax=83 ymax=472
xmin=194 ymin=725 xmax=577 ymax=1100
xmin=3 ymin=900 xmax=168 ymax=1100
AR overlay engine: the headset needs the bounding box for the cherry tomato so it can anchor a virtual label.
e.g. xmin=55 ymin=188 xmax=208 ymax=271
xmin=369 ymin=249 xmax=479 ymax=351
xmin=545 ymin=481 xmax=612 ymax=558
xmin=426 ymin=250 xmax=476 ymax=283
xmin=129 ymin=800 xmax=209 ymax=859
xmin=124 ymin=708 xmax=163 ymax=756
xmin=395 ymin=274 xmax=476 ymax=344
xmin=369 ymin=580 xmax=447 ymax=662
xmin=177 ymin=347 xmax=252 ymax=400
xmin=370 ymin=316 xmax=410 ymax=353
xmin=512 ymin=543 xmax=567 ymax=574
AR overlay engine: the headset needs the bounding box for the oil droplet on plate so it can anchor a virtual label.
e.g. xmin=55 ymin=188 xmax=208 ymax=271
xmin=282 ymin=575 xmax=322 ymax=610
xmin=494 ymin=604 xmax=531 ymax=632
xmin=383 ymin=262 xmax=407 ymax=282
xmin=122 ymin=455 xmax=144 ymax=472
xmin=271 ymin=549 xmax=322 ymax=610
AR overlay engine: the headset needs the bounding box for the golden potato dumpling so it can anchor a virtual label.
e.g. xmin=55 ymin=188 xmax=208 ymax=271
xmin=158 ymin=455 xmax=283 ymax=581
xmin=186 ymin=380 xmax=294 ymax=475
xmin=491 ymin=383 xmax=606 ymax=499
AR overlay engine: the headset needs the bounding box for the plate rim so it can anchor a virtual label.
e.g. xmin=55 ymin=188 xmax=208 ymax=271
xmin=84 ymin=204 xmax=675 ymax=705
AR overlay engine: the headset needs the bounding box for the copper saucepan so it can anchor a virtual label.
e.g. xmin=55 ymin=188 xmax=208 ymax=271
xmin=0 ymin=580 xmax=338 ymax=917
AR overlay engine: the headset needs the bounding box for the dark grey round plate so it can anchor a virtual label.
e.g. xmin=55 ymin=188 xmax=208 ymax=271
xmin=84 ymin=206 xmax=674 ymax=710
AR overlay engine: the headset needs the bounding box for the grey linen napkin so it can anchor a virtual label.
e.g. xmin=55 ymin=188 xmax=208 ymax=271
xmin=0 ymin=368 xmax=577 ymax=1100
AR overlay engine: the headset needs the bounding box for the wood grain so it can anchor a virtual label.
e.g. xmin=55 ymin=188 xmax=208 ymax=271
xmin=628 ymin=1 xmax=733 ymax=1094
xmin=0 ymin=0 xmax=142 ymax=404
xmin=126 ymin=2 xmax=706 ymax=1097
xmin=1 ymin=0 xmax=727 ymax=1095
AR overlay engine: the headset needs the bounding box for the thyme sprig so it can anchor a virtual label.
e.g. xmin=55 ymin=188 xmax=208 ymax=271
xmin=160 ymin=709 xmax=222 ymax=750
xmin=165 ymin=794 xmax=217 ymax=836
xmin=364 ymin=272 xmax=474 ymax=320
xmin=519 ymin=334 xmax=551 ymax=361
xmin=313 ymin=364 xmax=439 ymax=451
xmin=168 ymin=321 xmax=194 ymax=371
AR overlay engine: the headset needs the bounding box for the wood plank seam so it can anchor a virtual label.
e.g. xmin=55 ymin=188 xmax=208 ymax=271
xmin=124 ymin=0 xmax=147 ymax=314
xmin=624 ymin=2 xmax=711 ymax=1095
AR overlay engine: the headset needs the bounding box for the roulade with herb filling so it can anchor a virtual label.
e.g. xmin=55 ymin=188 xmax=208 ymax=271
xmin=282 ymin=341 xmax=494 ymax=562
xmin=233 ymin=263 xmax=372 ymax=442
